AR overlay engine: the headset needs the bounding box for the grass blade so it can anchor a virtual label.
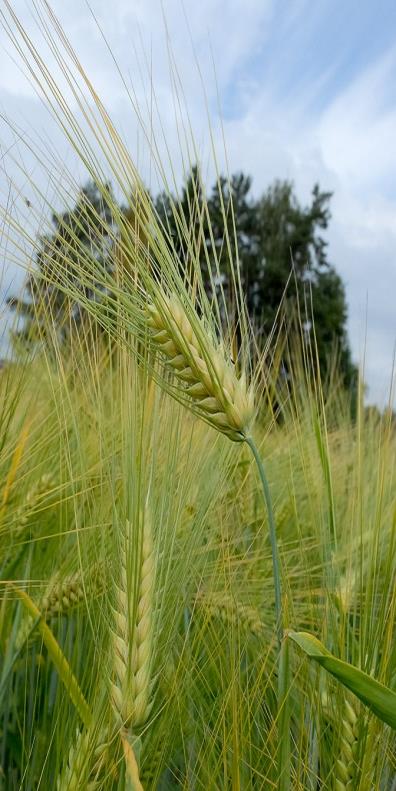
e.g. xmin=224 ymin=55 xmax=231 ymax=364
xmin=288 ymin=631 xmax=396 ymax=729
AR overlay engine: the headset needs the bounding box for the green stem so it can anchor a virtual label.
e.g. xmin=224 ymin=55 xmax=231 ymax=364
xmin=277 ymin=638 xmax=291 ymax=791
xmin=246 ymin=436 xmax=290 ymax=791
xmin=245 ymin=436 xmax=283 ymax=648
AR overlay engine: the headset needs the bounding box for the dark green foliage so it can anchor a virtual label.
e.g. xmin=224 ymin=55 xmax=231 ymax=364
xmin=254 ymin=181 xmax=356 ymax=389
xmin=7 ymin=182 xmax=117 ymax=350
xmin=156 ymin=171 xmax=356 ymax=391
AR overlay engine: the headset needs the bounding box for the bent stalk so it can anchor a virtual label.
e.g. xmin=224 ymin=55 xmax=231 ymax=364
xmin=245 ymin=436 xmax=283 ymax=647
xmin=245 ymin=436 xmax=290 ymax=791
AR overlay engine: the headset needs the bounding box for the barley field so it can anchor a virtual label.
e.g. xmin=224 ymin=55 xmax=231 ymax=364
xmin=0 ymin=4 xmax=395 ymax=790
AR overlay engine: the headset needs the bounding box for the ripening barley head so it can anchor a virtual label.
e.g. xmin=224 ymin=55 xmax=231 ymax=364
xmin=110 ymin=507 xmax=156 ymax=732
xmin=146 ymin=291 xmax=255 ymax=442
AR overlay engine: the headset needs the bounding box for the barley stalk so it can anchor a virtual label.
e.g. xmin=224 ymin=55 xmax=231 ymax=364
xmin=147 ymin=294 xmax=254 ymax=442
xmin=110 ymin=508 xmax=155 ymax=731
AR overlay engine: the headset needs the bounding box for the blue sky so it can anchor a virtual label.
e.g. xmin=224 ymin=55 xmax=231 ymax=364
xmin=0 ymin=0 xmax=395 ymax=404
xmin=244 ymin=2 xmax=396 ymax=111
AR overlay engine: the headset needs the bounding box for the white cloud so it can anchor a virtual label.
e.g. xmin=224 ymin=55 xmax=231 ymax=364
xmin=318 ymin=48 xmax=396 ymax=190
xmin=214 ymin=47 xmax=396 ymax=404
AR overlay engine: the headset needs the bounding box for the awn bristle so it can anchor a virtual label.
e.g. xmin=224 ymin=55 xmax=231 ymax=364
xmin=147 ymin=294 xmax=254 ymax=442
xmin=111 ymin=509 xmax=155 ymax=730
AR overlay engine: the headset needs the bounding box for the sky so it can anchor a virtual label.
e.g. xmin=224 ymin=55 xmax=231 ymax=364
xmin=0 ymin=0 xmax=395 ymax=405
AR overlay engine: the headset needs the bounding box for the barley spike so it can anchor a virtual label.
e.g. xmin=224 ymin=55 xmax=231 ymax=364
xmin=15 ymin=563 xmax=104 ymax=650
xmin=323 ymin=693 xmax=359 ymax=790
xmin=111 ymin=507 xmax=155 ymax=731
xmin=57 ymin=727 xmax=110 ymax=791
xmin=147 ymin=294 xmax=254 ymax=441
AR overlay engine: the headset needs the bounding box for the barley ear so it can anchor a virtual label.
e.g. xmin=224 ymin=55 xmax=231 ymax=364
xmin=15 ymin=563 xmax=104 ymax=651
xmin=195 ymin=590 xmax=264 ymax=637
xmin=110 ymin=507 xmax=155 ymax=731
xmin=147 ymin=294 xmax=254 ymax=441
xmin=322 ymin=693 xmax=359 ymax=791
xmin=57 ymin=728 xmax=110 ymax=791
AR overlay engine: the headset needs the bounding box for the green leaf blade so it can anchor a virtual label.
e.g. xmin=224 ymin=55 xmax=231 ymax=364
xmin=288 ymin=630 xmax=396 ymax=730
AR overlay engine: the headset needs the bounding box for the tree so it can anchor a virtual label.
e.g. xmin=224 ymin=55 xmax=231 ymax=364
xmin=155 ymin=168 xmax=259 ymax=319
xmin=157 ymin=171 xmax=356 ymax=390
xmin=7 ymin=181 xmax=118 ymax=350
xmin=251 ymin=181 xmax=356 ymax=388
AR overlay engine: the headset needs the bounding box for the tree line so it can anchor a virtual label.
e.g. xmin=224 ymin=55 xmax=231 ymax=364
xmin=8 ymin=170 xmax=357 ymax=392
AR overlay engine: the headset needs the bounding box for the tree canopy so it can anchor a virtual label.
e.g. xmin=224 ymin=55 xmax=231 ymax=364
xmin=155 ymin=169 xmax=356 ymax=389
xmin=7 ymin=182 xmax=117 ymax=350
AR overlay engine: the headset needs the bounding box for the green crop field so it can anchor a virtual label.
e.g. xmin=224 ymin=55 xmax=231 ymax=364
xmin=0 ymin=4 xmax=395 ymax=789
